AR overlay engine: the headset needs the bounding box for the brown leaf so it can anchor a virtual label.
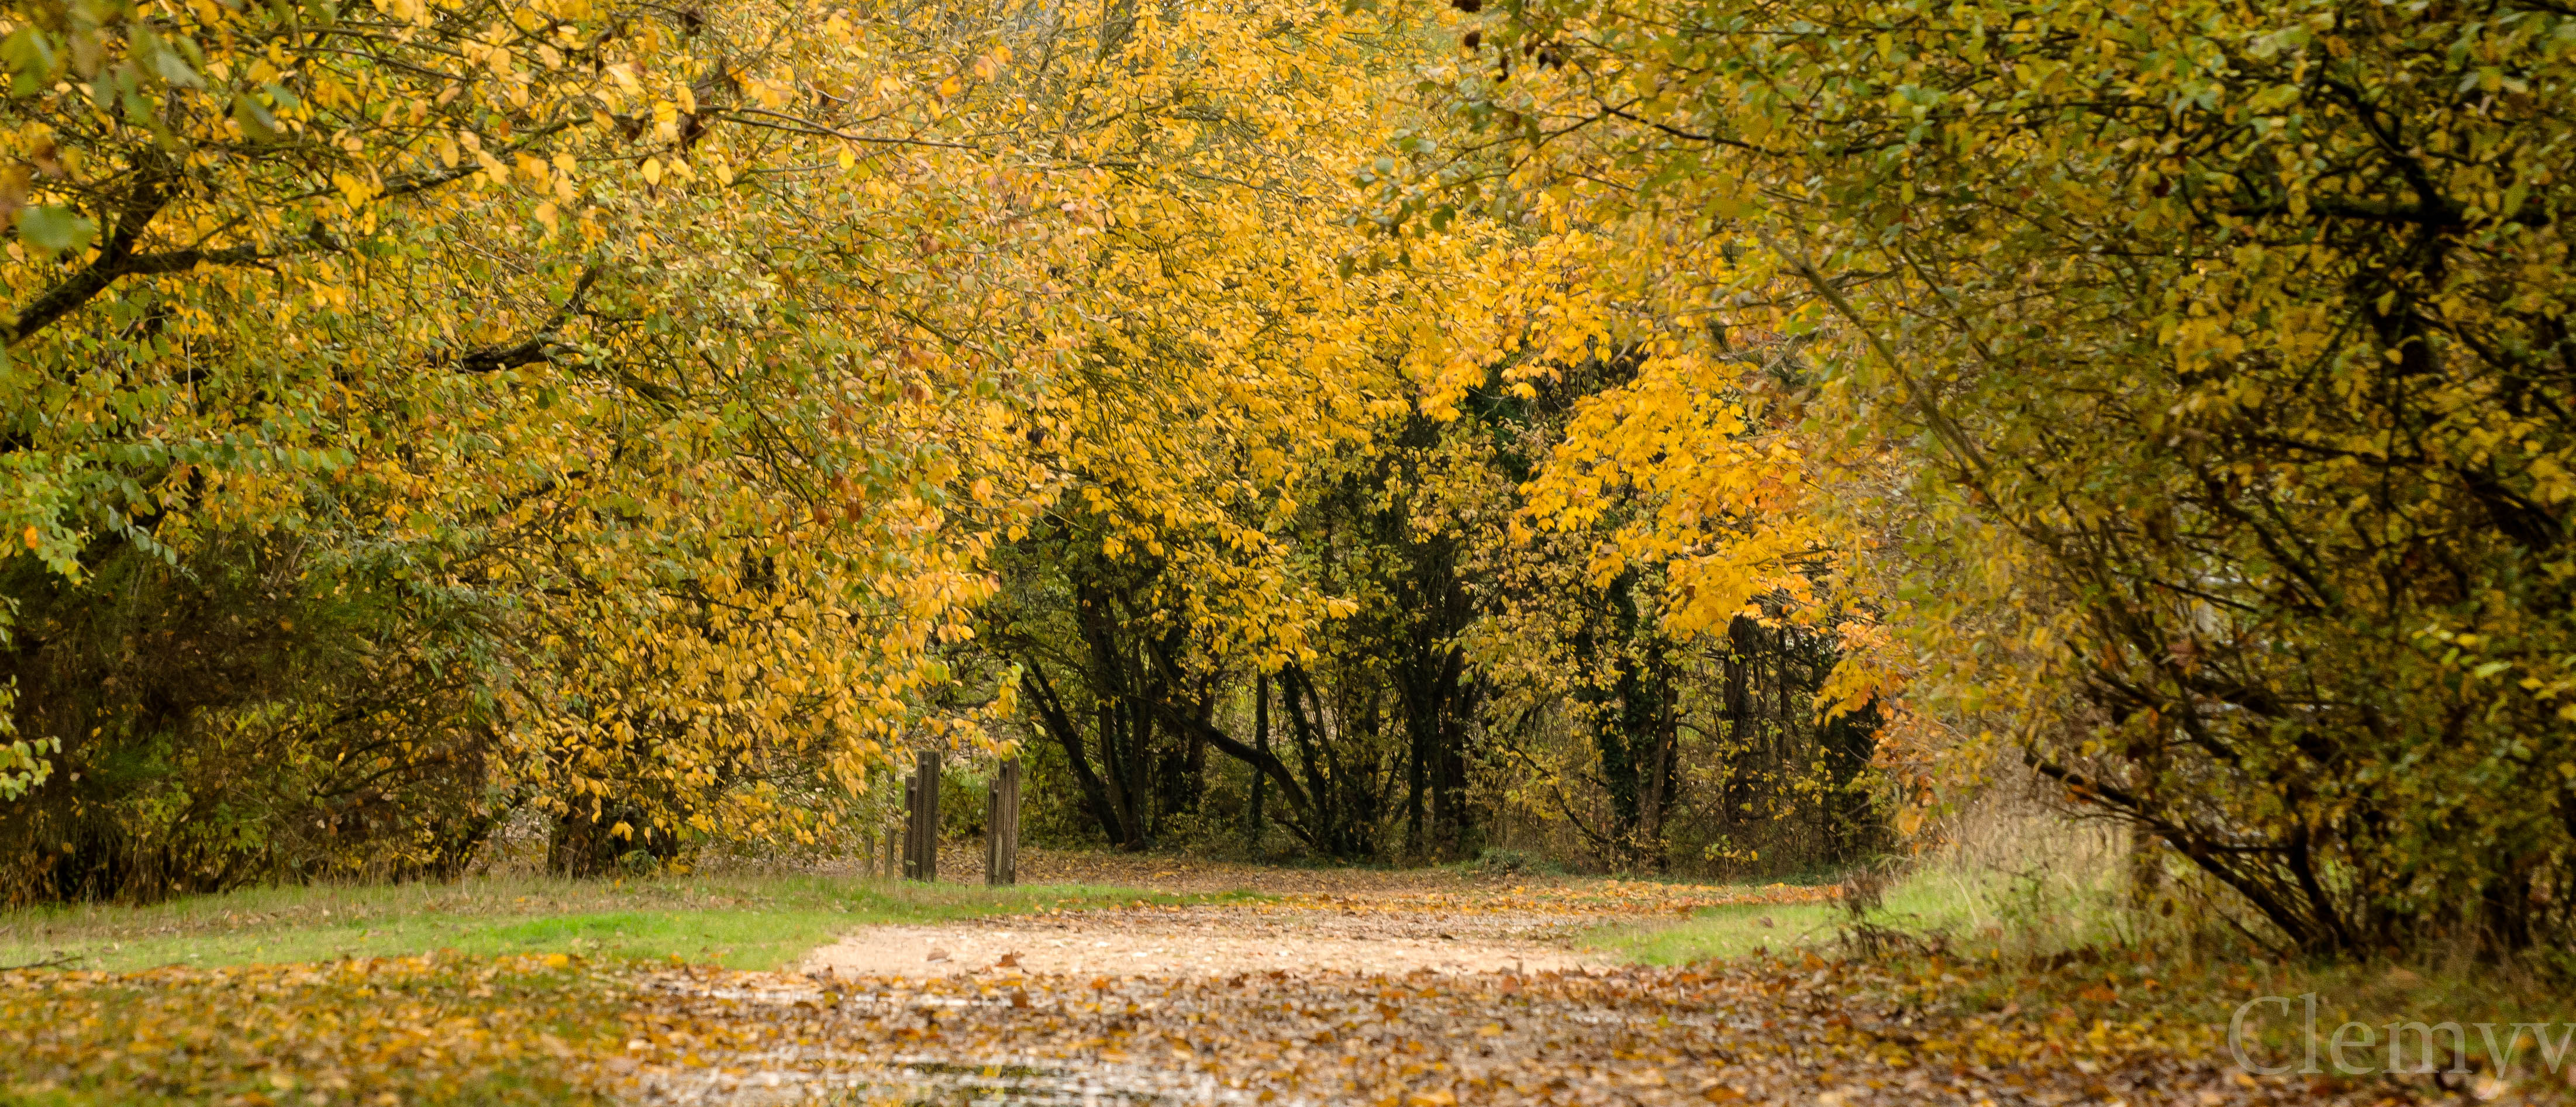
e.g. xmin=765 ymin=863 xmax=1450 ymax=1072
xmin=0 ymin=166 xmax=29 ymax=221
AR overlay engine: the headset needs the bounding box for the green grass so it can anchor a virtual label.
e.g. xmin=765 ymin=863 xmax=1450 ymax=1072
xmin=0 ymin=873 xmax=1223 ymax=972
xmin=1589 ymin=899 xmax=1853 ymax=964
xmin=1584 ymin=864 xmax=2093 ymax=965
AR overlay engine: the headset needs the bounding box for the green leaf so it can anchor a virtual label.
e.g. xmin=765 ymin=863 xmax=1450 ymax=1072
xmin=149 ymin=44 xmax=205 ymax=89
xmin=0 ymin=27 xmax=56 ymax=96
xmin=15 ymin=204 xmax=96 ymax=254
xmin=233 ymin=92 xmax=280 ymax=139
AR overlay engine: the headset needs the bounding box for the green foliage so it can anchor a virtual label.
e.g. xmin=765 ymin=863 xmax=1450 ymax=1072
xmin=0 ymin=536 xmax=509 ymax=899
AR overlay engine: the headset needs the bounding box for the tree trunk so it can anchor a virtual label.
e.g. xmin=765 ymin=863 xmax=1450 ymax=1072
xmin=1248 ymin=670 xmax=1268 ymax=849
xmin=985 ymin=760 xmax=1020 ymax=886
xmin=908 ymin=750 xmax=940 ymax=882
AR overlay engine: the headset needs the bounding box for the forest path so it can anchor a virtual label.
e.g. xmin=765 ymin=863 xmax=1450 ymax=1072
xmin=800 ymin=897 xmax=1604 ymax=977
xmin=801 ymin=853 xmax=1749 ymax=978
xmin=619 ymin=864 xmax=2356 ymax=1107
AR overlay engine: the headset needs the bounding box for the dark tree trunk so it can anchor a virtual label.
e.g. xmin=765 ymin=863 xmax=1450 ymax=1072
xmin=1248 ymin=671 xmax=1268 ymax=847
xmin=1820 ymin=697 xmax=1881 ymax=864
xmin=1020 ymin=661 xmax=1139 ymax=849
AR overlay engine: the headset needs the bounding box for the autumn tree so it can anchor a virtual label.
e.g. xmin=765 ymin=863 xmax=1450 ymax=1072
xmin=1 ymin=0 xmax=1915 ymax=895
xmin=1413 ymin=0 xmax=2576 ymax=951
xmin=0 ymin=0 xmax=1106 ymax=894
xmin=1425 ymin=343 xmax=1882 ymax=875
xmin=969 ymin=48 xmax=1465 ymax=857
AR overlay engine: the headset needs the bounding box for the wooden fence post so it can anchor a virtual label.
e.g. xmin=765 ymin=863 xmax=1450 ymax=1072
xmin=908 ymin=749 xmax=941 ymax=882
xmin=881 ymin=824 xmax=899 ymax=879
xmin=985 ymin=760 xmax=1021 ymax=887
xmin=901 ymin=777 xmax=918 ymax=880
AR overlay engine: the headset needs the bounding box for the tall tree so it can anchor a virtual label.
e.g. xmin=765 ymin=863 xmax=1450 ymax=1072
xmin=1413 ymin=0 xmax=2576 ymax=950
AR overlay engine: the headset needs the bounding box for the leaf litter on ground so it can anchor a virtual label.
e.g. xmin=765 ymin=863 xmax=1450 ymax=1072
xmin=4 ymin=860 xmax=2565 ymax=1106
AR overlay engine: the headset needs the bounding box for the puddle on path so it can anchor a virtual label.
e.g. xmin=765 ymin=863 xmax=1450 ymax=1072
xmin=634 ymin=1054 xmax=1279 ymax=1106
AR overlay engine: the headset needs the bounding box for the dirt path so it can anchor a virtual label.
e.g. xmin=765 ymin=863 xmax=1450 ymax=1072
xmin=803 ymin=899 xmax=1606 ymax=977
xmin=903 ymin=843 xmax=1587 ymax=895
xmin=620 ymin=861 xmax=2389 ymax=1107
xmin=804 ymin=851 xmax=1798 ymax=979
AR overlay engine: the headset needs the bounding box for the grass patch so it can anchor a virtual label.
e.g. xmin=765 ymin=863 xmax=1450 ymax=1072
xmin=0 ymin=873 xmax=1223 ymax=972
xmin=1585 ymin=875 xmax=1985 ymax=964
xmin=1589 ymin=899 xmax=1849 ymax=964
xmin=1597 ymin=818 xmax=2122 ymax=963
xmin=1584 ymin=799 xmax=2576 ymax=1091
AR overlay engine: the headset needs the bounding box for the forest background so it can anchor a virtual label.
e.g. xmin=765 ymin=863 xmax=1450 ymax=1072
xmin=2 ymin=0 xmax=2572 ymax=967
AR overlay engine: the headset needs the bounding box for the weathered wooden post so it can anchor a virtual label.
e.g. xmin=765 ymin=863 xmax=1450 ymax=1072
xmin=985 ymin=760 xmax=1021 ymax=887
xmin=881 ymin=824 xmax=899 ymax=879
xmin=908 ymin=749 xmax=941 ymax=882
xmin=901 ymin=776 xmax=918 ymax=880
